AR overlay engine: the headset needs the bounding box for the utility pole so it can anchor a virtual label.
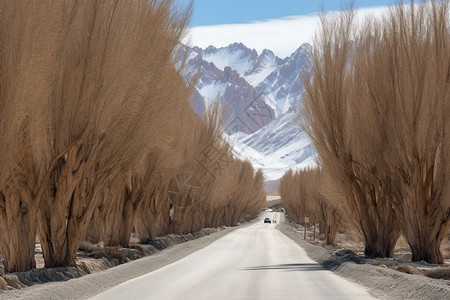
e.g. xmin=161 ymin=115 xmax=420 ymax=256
xmin=326 ymin=225 xmax=331 ymax=244
xmin=304 ymin=216 xmax=309 ymax=240
xmin=313 ymin=216 xmax=316 ymax=241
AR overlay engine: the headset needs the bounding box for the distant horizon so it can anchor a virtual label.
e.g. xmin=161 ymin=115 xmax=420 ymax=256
xmin=185 ymin=41 xmax=311 ymax=60
xmin=184 ymin=6 xmax=389 ymax=59
xmin=181 ymin=0 xmax=393 ymax=27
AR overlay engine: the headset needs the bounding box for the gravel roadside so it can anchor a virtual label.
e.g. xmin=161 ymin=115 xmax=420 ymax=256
xmin=3 ymin=218 xmax=449 ymax=300
xmin=1 ymin=225 xmax=244 ymax=300
xmin=277 ymin=222 xmax=450 ymax=300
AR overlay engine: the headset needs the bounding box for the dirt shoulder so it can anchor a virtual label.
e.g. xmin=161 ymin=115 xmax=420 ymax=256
xmin=277 ymin=222 xmax=450 ymax=300
xmin=4 ymin=218 xmax=449 ymax=300
xmin=0 ymin=225 xmax=245 ymax=300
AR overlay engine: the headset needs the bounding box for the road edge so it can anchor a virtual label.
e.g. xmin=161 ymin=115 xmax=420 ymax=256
xmin=277 ymin=222 xmax=450 ymax=300
xmin=1 ymin=223 xmax=252 ymax=300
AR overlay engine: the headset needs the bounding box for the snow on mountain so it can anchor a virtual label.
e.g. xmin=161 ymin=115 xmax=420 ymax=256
xmin=244 ymin=49 xmax=283 ymax=86
xmin=197 ymin=79 xmax=228 ymax=109
xmin=182 ymin=42 xmax=316 ymax=182
xmin=183 ymin=45 xmax=276 ymax=134
xmin=256 ymin=44 xmax=311 ymax=116
xmin=183 ymin=42 xmax=311 ymax=116
xmin=231 ymin=110 xmax=317 ymax=181
xmin=202 ymin=43 xmax=257 ymax=77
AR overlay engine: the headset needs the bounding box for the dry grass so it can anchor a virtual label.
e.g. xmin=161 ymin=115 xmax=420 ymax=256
xmin=441 ymin=244 xmax=450 ymax=259
xmin=423 ymin=267 xmax=450 ymax=280
xmin=396 ymin=265 xmax=421 ymax=275
xmin=78 ymin=241 xmax=130 ymax=264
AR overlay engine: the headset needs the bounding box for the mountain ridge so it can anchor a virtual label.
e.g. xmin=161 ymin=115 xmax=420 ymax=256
xmin=182 ymin=42 xmax=316 ymax=182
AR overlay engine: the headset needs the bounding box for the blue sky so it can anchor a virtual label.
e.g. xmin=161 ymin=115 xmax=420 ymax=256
xmin=184 ymin=0 xmax=393 ymax=27
xmin=182 ymin=1 xmax=393 ymax=58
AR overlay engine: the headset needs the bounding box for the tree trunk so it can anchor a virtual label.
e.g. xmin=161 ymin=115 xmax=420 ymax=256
xmin=63 ymin=178 xmax=99 ymax=266
xmin=103 ymin=187 xmax=134 ymax=247
xmin=134 ymin=187 xmax=171 ymax=240
xmin=319 ymin=222 xmax=326 ymax=235
xmin=84 ymin=205 xmax=104 ymax=244
xmin=38 ymin=146 xmax=93 ymax=268
xmin=348 ymin=176 xmax=401 ymax=258
xmin=363 ymin=236 xmax=399 ymax=258
xmin=395 ymin=174 xmax=450 ymax=264
xmin=406 ymin=210 xmax=450 ymax=264
xmin=360 ymin=204 xmax=401 ymax=258
xmin=326 ymin=223 xmax=339 ymax=245
xmin=38 ymin=158 xmax=76 ymax=267
xmin=410 ymin=237 xmax=444 ymax=264
xmin=0 ymin=186 xmax=37 ymax=272
xmin=134 ymin=209 xmax=156 ymax=241
xmin=401 ymin=189 xmax=449 ymax=264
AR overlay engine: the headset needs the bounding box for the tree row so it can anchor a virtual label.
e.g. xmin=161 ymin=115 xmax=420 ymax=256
xmin=0 ymin=0 xmax=265 ymax=273
xmin=293 ymin=1 xmax=450 ymax=264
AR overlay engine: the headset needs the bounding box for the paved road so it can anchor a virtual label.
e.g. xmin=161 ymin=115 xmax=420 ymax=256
xmin=90 ymin=212 xmax=376 ymax=300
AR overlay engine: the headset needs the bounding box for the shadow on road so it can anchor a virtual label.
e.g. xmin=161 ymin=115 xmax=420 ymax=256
xmin=242 ymin=263 xmax=326 ymax=272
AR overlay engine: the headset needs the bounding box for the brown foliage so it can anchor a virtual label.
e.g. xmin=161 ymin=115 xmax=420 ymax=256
xmin=279 ymin=168 xmax=343 ymax=244
xmin=423 ymin=267 xmax=450 ymax=280
xmin=0 ymin=0 xmax=63 ymax=272
xmin=279 ymin=169 xmax=314 ymax=225
xmin=0 ymin=0 xmax=267 ymax=273
xmin=300 ymin=1 xmax=450 ymax=263
xmin=396 ymin=265 xmax=421 ymax=275
xmin=373 ymin=1 xmax=450 ymax=264
xmin=300 ymin=3 xmax=414 ymax=258
xmin=168 ymin=101 xmax=266 ymax=234
xmin=34 ymin=0 xmax=193 ymax=268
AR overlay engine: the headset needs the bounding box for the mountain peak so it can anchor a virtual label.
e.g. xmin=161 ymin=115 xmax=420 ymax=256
xmin=181 ymin=42 xmax=316 ymax=180
xmin=261 ymin=48 xmax=274 ymax=56
xmin=229 ymin=42 xmax=247 ymax=49
xmin=200 ymin=43 xmax=257 ymax=77
xmin=288 ymin=43 xmax=311 ymax=61
xmin=183 ymin=41 xmax=312 ymax=124
xmin=204 ymin=45 xmax=217 ymax=53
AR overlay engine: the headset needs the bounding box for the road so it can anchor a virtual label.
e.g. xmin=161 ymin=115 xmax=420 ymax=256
xmin=90 ymin=212 xmax=376 ymax=300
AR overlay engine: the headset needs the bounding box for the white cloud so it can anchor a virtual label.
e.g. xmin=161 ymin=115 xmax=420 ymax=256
xmin=184 ymin=6 xmax=389 ymax=59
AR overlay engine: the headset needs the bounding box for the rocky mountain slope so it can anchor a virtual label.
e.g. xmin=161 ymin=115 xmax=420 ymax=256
xmin=182 ymin=42 xmax=316 ymax=184
xmin=225 ymin=110 xmax=317 ymax=182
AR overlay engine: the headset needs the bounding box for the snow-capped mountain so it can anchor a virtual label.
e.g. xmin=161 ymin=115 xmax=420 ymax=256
xmin=225 ymin=111 xmax=317 ymax=182
xmin=182 ymin=43 xmax=276 ymax=134
xmin=244 ymin=49 xmax=282 ymax=86
xmin=184 ymin=42 xmax=311 ymax=117
xmin=256 ymin=45 xmax=311 ymax=116
xmin=182 ymin=42 xmax=316 ymax=185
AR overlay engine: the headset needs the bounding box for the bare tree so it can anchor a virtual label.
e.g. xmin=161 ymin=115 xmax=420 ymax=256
xmin=310 ymin=169 xmax=343 ymax=245
xmin=300 ymin=1 xmax=450 ymax=263
xmin=34 ymin=0 xmax=192 ymax=268
xmin=356 ymin=1 xmax=450 ymax=263
xmin=0 ymin=0 xmax=267 ymax=271
xmin=0 ymin=0 xmax=65 ymax=272
xmin=279 ymin=168 xmax=343 ymax=244
xmin=299 ymin=7 xmax=401 ymax=258
xmin=279 ymin=169 xmax=315 ymax=225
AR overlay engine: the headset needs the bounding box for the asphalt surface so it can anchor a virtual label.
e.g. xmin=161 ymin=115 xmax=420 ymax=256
xmin=90 ymin=212 xmax=376 ymax=300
